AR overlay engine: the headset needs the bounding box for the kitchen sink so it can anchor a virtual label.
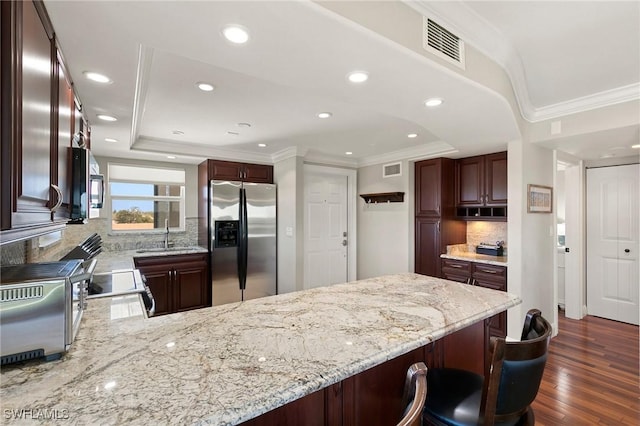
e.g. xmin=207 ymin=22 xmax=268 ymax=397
xmin=136 ymin=246 xmax=202 ymax=254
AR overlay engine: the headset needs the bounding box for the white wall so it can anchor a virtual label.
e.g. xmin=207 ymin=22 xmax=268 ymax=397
xmin=357 ymin=161 xmax=411 ymax=279
xmin=507 ymin=141 xmax=556 ymax=338
xmin=274 ymin=156 xmax=305 ymax=294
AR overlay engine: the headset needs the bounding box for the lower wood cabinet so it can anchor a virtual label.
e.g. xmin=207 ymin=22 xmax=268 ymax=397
xmin=441 ymin=258 xmax=507 ymax=375
xmin=242 ymin=345 xmax=432 ymax=426
xmin=134 ymin=253 xmax=209 ymax=316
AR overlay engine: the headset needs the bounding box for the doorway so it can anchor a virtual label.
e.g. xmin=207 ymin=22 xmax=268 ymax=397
xmin=303 ymin=165 xmax=357 ymax=289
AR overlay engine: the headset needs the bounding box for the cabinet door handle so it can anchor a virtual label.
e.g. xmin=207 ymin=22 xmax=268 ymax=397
xmin=50 ymin=184 xmax=63 ymax=212
xmin=477 ymin=268 xmax=498 ymax=274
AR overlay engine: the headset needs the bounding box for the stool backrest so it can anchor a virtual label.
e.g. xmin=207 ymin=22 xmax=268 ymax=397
xmin=397 ymin=362 xmax=428 ymax=426
xmin=480 ymin=309 xmax=552 ymax=425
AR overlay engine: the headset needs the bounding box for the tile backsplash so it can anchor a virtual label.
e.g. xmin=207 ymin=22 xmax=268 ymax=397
xmin=466 ymin=221 xmax=507 ymax=250
xmin=0 ymin=217 xmax=200 ymax=267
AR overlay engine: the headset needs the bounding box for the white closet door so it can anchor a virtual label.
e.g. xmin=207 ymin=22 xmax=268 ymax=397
xmin=587 ymin=164 xmax=639 ymax=325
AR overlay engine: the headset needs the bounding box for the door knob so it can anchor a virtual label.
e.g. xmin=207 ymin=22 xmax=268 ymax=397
xmin=342 ymin=240 xmax=348 ymax=246
xmin=624 ymin=249 xmax=630 ymax=253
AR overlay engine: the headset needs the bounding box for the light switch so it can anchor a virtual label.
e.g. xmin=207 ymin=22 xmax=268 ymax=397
xmin=285 ymin=226 xmax=293 ymax=237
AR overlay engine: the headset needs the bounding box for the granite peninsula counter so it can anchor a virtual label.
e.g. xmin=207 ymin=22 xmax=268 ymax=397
xmin=0 ymin=273 xmax=520 ymax=425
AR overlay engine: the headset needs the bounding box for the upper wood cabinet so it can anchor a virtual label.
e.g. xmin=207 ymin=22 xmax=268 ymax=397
xmin=455 ymin=151 xmax=507 ymax=220
xmin=207 ymin=159 xmax=273 ymax=183
xmin=1 ymin=1 xmax=90 ymax=242
xmin=52 ymin=49 xmax=73 ymax=222
xmin=1 ymin=1 xmax=60 ymax=234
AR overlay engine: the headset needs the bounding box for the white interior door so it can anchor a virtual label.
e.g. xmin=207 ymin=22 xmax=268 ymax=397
xmin=304 ymin=172 xmax=348 ymax=289
xmin=587 ymin=164 xmax=639 ymax=325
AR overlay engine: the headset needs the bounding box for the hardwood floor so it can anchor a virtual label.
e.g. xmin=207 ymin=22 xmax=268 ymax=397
xmin=531 ymin=310 xmax=639 ymax=425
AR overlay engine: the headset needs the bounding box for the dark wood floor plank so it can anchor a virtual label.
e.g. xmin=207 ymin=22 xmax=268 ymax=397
xmin=531 ymin=310 xmax=640 ymax=426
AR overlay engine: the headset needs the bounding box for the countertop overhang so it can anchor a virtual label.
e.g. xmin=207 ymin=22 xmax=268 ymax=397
xmin=0 ymin=273 xmax=520 ymax=425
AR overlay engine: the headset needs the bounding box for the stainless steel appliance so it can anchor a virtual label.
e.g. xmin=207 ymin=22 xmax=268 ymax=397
xmin=88 ymin=269 xmax=155 ymax=316
xmin=210 ymin=180 xmax=277 ymax=305
xmin=0 ymin=259 xmax=95 ymax=365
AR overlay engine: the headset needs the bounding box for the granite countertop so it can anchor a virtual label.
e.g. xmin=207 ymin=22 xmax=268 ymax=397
xmin=94 ymin=246 xmax=208 ymax=273
xmin=441 ymin=252 xmax=508 ymax=266
xmin=0 ymin=273 xmax=520 ymax=425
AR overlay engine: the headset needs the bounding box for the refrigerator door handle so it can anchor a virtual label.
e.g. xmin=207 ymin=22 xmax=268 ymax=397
xmin=238 ymin=187 xmax=249 ymax=292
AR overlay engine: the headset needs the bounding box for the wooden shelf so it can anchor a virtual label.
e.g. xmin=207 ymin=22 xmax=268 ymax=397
xmin=456 ymin=206 xmax=507 ymax=221
xmin=360 ymin=192 xmax=405 ymax=204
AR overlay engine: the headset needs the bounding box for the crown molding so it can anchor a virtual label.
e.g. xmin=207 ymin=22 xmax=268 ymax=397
xmin=407 ymin=1 xmax=640 ymax=124
xmin=132 ymin=136 xmax=273 ymax=164
xmin=357 ymin=141 xmax=457 ymax=168
xmin=525 ymin=83 xmax=640 ymax=122
xmin=130 ymin=45 xmax=154 ymax=147
xmin=271 ymin=146 xmax=308 ymax=163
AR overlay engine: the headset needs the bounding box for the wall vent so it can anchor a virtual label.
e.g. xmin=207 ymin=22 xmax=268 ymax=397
xmin=383 ymin=162 xmax=402 ymax=178
xmin=423 ymin=17 xmax=465 ymax=69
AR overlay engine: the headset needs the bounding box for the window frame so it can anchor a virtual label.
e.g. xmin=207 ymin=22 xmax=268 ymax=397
xmin=107 ymin=163 xmax=186 ymax=234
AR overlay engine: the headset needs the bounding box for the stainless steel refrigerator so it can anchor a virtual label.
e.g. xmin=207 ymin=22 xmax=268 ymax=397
xmin=209 ymin=180 xmax=277 ymax=305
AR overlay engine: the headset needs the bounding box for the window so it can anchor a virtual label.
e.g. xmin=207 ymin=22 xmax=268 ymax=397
xmin=108 ymin=164 xmax=185 ymax=232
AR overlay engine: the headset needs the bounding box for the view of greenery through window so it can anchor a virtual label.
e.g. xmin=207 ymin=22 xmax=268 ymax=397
xmin=110 ymin=182 xmax=183 ymax=231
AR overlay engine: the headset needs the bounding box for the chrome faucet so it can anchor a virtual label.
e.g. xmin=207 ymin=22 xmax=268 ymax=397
xmin=164 ymin=219 xmax=170 ymax=249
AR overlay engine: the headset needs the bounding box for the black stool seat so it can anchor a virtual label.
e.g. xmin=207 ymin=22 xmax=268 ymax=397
xmin=424 ymin=368 xmax=484 ymax=426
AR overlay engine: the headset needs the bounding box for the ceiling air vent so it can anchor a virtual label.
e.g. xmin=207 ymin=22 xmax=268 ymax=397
xmin=423 ymin=17 xmax=465 ymax=69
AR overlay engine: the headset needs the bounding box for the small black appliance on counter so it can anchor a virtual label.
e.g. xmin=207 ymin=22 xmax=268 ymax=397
xmin=475 ymin=241 xmax=504 ymax=256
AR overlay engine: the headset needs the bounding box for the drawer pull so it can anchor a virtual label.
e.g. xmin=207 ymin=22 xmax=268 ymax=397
xmin=449 ymin=264 xmax=464 ymax=269
xmin=478 ymin=268 xmax=498 ymax=274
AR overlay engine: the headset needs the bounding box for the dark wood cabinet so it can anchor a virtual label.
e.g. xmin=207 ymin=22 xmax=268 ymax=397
xmin=243 ymin=345 xmax=434 ymax=426
xmin=52 ymin=49 xmax=73 ymax=222
xmin=134 ymin=253 xmax=209 ymax=316
xmin=1 ymin=1 xmax=57 ymax=233
xmin=1 ymin=1 xmax=88 ymax=242
xmin=455 ymin=151 xmax=507 ymax=220
xmin=207 ymin=159 xmax=273 ymax=184
xmin=441 ymin=258 xmax=507 ymax=374
xmin=414 ymin=158 xmax=466 ymax=277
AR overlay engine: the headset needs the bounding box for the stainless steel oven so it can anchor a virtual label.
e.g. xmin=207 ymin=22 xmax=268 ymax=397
xmin=0 ymin=259 xmax=96 ymax=365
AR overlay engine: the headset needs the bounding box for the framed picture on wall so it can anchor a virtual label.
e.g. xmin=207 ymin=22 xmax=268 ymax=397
xmin=527 ymin=184 xmax=553 ymax=213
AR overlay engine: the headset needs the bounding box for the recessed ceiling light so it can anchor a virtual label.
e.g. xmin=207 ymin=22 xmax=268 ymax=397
xmin=407 ymin=133 xmax=418 ymax=138
xmin=104 ymin=138 xmax=118 ymax=143
xmin=83 ymin=71 xmax=112 ymax=84
xmin=196 ymin=82 xmax=215 ymax=92
xmin=632 ymin=144 xmax=640 ymax=149
xmin=97 ymin=114 xmax=117 ymax=122
xmin=172 ymin=130 xmax=184 ymax=135
xmin=222 ymin=25 xmax=250 ymax=44
xmin=166 ymin=155 xmax=176 ymax=160
xmin=425 ymin=98 xmax=443 ymax=107
xmin=258 ymin=143 xmax=267 ymax=148
xmin=345 ymin=151 xmax=353 ymax=155
xmin=347 ymin=71 xmax=369 ymax=83
xmin=237 ymin=122 xmax=252 ymax=128
xmin=317 ymin=112 xmax=332 ymax=119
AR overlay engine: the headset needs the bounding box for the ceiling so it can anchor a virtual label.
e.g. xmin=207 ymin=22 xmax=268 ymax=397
xmin=43 ymin=1 xmax=640 ymax=166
